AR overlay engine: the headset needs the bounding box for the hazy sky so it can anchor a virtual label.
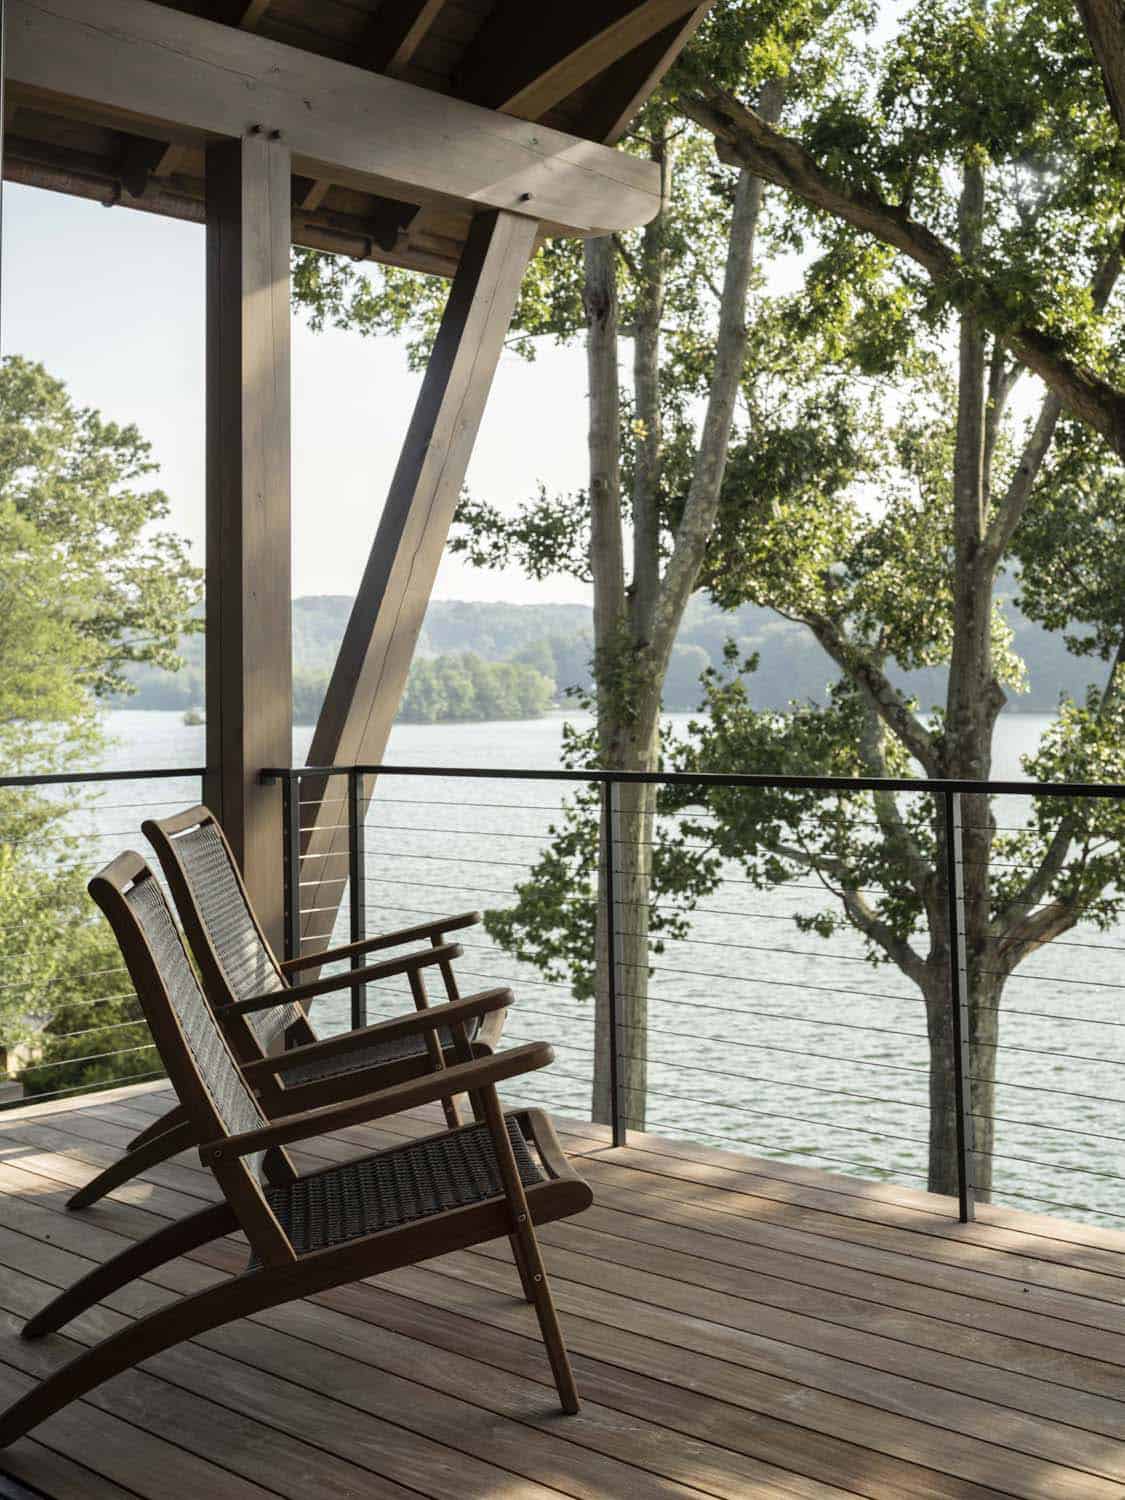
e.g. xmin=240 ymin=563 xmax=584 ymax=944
xmin=3 ymin=183 xmax=595 ymax=606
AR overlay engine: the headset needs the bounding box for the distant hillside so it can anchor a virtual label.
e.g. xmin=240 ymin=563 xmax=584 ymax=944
xmin=114 ymin=589 xmax=1112 ymax=719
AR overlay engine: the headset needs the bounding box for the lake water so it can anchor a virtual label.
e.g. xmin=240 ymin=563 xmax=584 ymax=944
xmin=79 ymin=708 xmax=1125 ymax=1225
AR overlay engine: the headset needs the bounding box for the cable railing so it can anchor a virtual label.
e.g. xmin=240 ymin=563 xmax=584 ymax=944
xmin=264 ymin=761 xmax=1125 ymax=1229
xmin=0 ymin=764 xmax=206 ymax=1107
xmin=3 ymin=756 xmax=1123 ymax=1233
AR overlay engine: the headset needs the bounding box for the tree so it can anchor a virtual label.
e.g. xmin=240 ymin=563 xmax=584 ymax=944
xmin=289 ymin=0 xmax=867 ymax=1129
xmin=0 ymin=356 xmax=200 ymax=1092
xmin=679 ymin=0 xmax=1125 ymax=459
xmin=497 ymin=0 xmax=1125 ymax=1199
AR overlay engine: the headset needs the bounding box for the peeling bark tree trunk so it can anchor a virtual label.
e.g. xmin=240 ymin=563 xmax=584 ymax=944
xmin=588 ymin=115 xmax=775 ymax=1131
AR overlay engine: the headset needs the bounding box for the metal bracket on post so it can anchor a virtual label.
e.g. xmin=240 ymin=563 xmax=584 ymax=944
xmin=347 ymin=769 xmax=368 ymax=1029
xmin=943 ymin=789 xmax=975 ymax=1223
xmin=281 ymin=775 xmax=300 ymax=966
xmin=602 ymin=778 xmax=626 ymax=1148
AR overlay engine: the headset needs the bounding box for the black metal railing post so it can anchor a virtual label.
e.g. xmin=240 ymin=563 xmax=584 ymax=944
xmin=942 ymin=788 xmax=975 ymax=1223
xmin=281 ymin=773 xmax=300 ymax=965
xmin=347 ymin=768 xmax=368 ymax=1029
xmin=602 ymin=777 xmax=626 ymax=1147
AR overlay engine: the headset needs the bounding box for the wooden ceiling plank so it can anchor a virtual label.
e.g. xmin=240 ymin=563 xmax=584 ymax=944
xmin=456 ymin=0 xmax=702 ymax=119
xmin=365 ymin=0 xmax=449 ymax=76
xmin=9 ymin=0 xmax=660 ymax=237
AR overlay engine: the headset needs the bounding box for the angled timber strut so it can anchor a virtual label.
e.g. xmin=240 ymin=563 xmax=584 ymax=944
xmin=0 ymin=852 xmax=592 ymax=1446
xmin=66 ymin=804 xmax=507 ymax=1211
xmin=3 ymin=0 xmax=708 ymax=950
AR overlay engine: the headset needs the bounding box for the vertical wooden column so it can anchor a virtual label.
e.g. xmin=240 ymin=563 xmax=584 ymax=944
xmin=300 ymin=208 xmax=538 ymax=947
xmin=205 ymin=131 xmax=292 ymax=949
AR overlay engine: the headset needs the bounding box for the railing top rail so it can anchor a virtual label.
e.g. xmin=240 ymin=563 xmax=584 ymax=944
xmin=0 ymin=767 xmax=206 ymax=789
xmin=260 ymin=763 xmax=1125 ymax=800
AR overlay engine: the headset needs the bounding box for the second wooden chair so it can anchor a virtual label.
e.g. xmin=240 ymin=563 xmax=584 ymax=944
xmin=68 ymin=804 xmax=508 ymax=1209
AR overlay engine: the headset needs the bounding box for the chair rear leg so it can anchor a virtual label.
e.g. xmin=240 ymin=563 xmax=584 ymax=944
xmin=128 ymin=1102 xmax=186 ymax=1151
xmin=1 ymin=1244 xmax=283 ymax=1447
xmin=22 ymin=1201 xmax=236 ymax=1340
xmin=66 ymin=1120 xmax=195 ymax=1211
xmin=513 ymin=1221 xmax=580 ymax=1414
xmin=508 ymin=1234 xmax=535 ymax=1303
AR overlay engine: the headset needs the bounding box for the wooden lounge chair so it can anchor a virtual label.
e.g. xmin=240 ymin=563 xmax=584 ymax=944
xmin=68 ymin=804 xmax=505 ymax=1210
xmin=0 ymin=852 xmax=590 ymax=1446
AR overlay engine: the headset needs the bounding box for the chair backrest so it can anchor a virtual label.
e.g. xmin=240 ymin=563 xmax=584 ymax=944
xmin=142 ymin=806 xmax=311 ymax=1060
xmin=88 ymin=853 xmax=296 ymax=1264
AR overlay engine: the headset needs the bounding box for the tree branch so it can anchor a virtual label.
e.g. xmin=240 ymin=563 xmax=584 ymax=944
xmin=995 ymin=632 xmax=1125 ymax=935
xmin=1077 ymin=0 xmax=1125 ymax=141
xmin=840 ymin=889 xmax=929 ymax=986
xmin=647 ymin=80 xmax=785 ymax=681
xmin=679 ymin=87 xmax=1125 ymax=459
xmin=804 ymin=609 xmax=941 ymax=776
xmin=855 ymin=684 xmax=938 ymax=906
xmin=984 ymin=226 xmax=1125 ymax=562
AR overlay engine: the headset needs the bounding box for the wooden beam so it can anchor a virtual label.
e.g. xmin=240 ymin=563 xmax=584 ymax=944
xmin=8 ymin=0 xmax=661 ymax=236
xmin=205 ymin=131 xmax=292 ymax=951
xmin=294 ymin=0 xmax=448 ymax=210
xmin=455 ymin=0 xmax=702 ymax=120
xmin=298 ymin=209 xmax=539 ymax=949
xmin=365 ymin=0 xmax=448 ymax=76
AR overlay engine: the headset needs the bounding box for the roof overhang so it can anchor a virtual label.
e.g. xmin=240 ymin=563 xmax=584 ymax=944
xmin=6 ymin=0 xmax=711 ymax=272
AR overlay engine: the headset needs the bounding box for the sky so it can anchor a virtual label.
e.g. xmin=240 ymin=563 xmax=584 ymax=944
xmin=2 ymin=183 xmax=595 ymax=606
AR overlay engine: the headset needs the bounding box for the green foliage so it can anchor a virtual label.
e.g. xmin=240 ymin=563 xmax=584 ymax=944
xmin=486 ymin=722 xmax=720 ymax=1000
xmin=294 ymin=650 xmax=554 ymax=725
xmin=0 ymin=358 xmax=198 ymax=1093
xmin=0 ymin=356 xmax=201 ymax=708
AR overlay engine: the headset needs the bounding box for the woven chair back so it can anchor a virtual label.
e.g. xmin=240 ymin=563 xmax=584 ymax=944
xmin=144 ymin=808 xmax=305 ymax=1056
xmin=88 ymin=854 xmax=296 ymax=1262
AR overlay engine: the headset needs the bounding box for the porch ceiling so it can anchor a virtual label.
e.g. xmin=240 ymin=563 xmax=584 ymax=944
xmin=4 ymin=0 xmax=712 ymax=274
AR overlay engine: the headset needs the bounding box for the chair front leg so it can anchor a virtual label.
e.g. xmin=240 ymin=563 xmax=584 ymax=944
xmin=481 ymin=1088 xmax=580 ymax=1414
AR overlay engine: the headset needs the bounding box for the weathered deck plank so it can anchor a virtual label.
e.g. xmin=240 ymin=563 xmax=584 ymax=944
xmin=0 ymin=1082 xmax=1123 ymax=1499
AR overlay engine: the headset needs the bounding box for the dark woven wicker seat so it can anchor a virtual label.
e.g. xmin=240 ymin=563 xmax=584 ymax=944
xmin=258 ymin=1118 xmax=542 ymax=1262
xmin=67 ymin=804 xmax=507 ymax=1211
xmin=3 ymin=852 xmax=590 ymax=1449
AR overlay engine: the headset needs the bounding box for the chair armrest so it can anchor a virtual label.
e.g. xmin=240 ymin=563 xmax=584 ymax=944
xmin=240 ymin=987 xmax=512 ymax=1077
xmin=279 ymin=911 xmax=482 ymax=973
xmin=200 ymin=1041 xmax=554 ymax=1161
xmin=227 ymin=943 xmax=463 ymax=1015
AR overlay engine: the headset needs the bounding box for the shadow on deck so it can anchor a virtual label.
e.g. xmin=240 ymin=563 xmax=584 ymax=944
xmin=0 ymin=1079 xmax=1123 ymax=1499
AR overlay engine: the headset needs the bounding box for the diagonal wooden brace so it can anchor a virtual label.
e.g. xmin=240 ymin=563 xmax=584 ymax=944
xmin=297 ymin=208 xmax=539 ymax=956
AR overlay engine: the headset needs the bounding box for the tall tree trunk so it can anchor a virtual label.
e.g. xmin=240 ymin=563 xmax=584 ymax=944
xmin=589 ymin=106 xmax=775 ymax=1132
xmin=921 ymin=955 xmax=998 ymax=1200
xmin=930 ymin=158 xmax=1004 ymax=1200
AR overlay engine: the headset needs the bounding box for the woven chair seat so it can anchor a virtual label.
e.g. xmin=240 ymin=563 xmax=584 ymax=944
xmin=279 ymin=1016 xmax=483 ymax=1088
xmin=255 ymin=1117 xmax=543 ymax=1263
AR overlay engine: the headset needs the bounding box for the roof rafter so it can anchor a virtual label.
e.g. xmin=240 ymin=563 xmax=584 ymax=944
xmin=455 ymin=0 xmax=703 ymax=119
xmin=365 ymin=0 xmax=449 ymax=76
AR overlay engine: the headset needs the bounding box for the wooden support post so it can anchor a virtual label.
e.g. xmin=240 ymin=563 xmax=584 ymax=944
xmin=300 ymin=208 xmax=538 ymax=948
xmin=205 ymin=131 xmax=292 ymax=951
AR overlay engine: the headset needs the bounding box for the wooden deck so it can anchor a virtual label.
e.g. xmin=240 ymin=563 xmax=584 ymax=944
xmin=1 ymin=1082 xmax=1124 ymax=1499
